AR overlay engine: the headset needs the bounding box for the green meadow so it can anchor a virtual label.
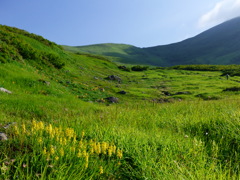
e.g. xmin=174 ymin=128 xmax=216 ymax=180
xmin=1 ymin=25 xmax=240 ymax=179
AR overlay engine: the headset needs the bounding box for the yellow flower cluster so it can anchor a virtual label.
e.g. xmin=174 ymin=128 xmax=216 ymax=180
xmin=12 ymin=120 xmax=123 ymax=171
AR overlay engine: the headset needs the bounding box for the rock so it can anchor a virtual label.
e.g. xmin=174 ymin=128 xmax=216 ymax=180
xmin=118 ymin=90 xmax=127 ymax=94
xmin=3 ymin=122 xmax=16 ymax=129
xmin=152 ymin=98 xmax=174 ymax=103
xmin=98 ymin=88 xmax=105 ymax=92
xmin=175 ymin=91 xmax=191 ymax=95
xmin=105 ymin=97 xmax=119 ymax=103
xmin=43 ymin=81 xmax=50 ymax=86
xmin=0 ymin=132 xmax=8 ymax=141
xmin=38 ymin=80 xmax=50 ymax=86
xmin=0 ymin=87 xmax=12 ymax=94
xmin=46 ymin=81 xmax=50 ymax=85
xmin=162 ymin=91 xmax=171 ymax=96
xmin=106 ymin=75 xmax=122 ymax=83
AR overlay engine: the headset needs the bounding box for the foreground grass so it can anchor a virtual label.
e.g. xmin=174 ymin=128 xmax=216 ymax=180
xmin=1 ymin=96 xmax=240 ymax=179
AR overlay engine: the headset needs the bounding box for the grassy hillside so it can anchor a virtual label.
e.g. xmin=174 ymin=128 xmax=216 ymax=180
xmin=65 ymin=17 xmax=240 ymax=66
xmin=1 ymin=25 xmax=240 ymax=179
xmin=63 ymin=43 xmax=155 ymax=65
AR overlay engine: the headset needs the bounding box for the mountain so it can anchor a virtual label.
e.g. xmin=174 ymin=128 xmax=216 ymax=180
xmin=62 ymin=43 xmax=153 ymax=65
xmin=64 ymin=17 xmax=240 ymax=66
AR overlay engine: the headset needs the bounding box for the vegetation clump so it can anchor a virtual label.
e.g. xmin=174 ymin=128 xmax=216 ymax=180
xmin=223 ymin=86 xmax=240 ymax=91
xmin=0 ymin=25 xmax=65 ymax=69
xmin=0 ymin=120 xmax=123 ymax=179
xmin=131 ymin=65 xmax=149 ymax=71
xmin=118 ymin=65 xmax=131 ymax=72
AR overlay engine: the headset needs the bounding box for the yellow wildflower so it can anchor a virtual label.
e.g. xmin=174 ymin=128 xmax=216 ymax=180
xmin=117 ymin=149 xmax=123 ymax=159
xmin=14 ymin=125 xmax=19 ymax=135
xmin=50 ymin=145 xmax=55 ymax=155
xmin=101 ymin=142 xmax=108 ymax=154
xmin=99 ymin=166 xmax=104 ymax=174
xmin=77 ymin=150 xmax=82 ymax=158
xmin=81 ymin=131 xmax=85 ymax=139
xmin=22 ymin=124 xmax=26 ymax=134
xmin=59 ymin=148 xmax=64 ymax=157
xmin=46 ymin=124 xmax=53 ymax=137
xmin=59 ymin=137 xmax=63 ymax=145
xmin=79 ymin=140 xmax=83 ymax=148
xmin=70 ymin=146 xmax=76 ymax=153
xmin=97 ymin=142 xmax=101 ymax=154
xmin=85 ymin=153 xmax=89 ymax=169
xmin=108 ymin=147 xmax=113 ymax=157
xmin=73 ymin=135 xmax=77 ymax=144
xmin=38 ymin=137 xmax=43 ymax=144
xmin=90 ymin=147 xmax=94 ymax=154
xmin=63 ymin=138 xmax=67 ymax=145
xmin=112 ymin=145 xmax=117 ymax=154
xmin=65 ymin=128 xmax=75 ymax=139
xmin=43 ymin=147 xmax=47 ymax=155
xmin=82 ymin=150 xmax=87 ymax=157
xmin=38 ymin=121 xmax=44 ymax=130
xmin=32 ymin=119 xmax=37 ymax=129
xmin=85 ymin=153 xmax=89 ymax=162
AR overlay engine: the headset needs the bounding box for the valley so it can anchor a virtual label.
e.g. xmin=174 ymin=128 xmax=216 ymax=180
xmin=1 ymin=24 xmax=240 ymax=179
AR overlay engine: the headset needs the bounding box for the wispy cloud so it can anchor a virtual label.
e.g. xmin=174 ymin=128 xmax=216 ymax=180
xmin=198 ymin=0 xmax=240 ymax=29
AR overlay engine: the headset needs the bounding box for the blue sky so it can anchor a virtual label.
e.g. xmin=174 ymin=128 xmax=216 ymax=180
xmin=1 ymin=0 xmax=240 ymax=47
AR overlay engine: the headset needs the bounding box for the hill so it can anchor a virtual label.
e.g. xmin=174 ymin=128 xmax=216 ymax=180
xmin=62 ymin=43 xmax=153 ymax=65
xmin=64 ymin=17 xmax=240 ymax=66
xmin=2 ymin=25 xmax=240 ymax=179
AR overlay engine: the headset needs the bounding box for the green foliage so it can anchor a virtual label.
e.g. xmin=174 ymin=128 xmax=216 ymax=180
xmin=118 ymin=65 xmax=131 ymax=72
xmin=131 ymin=65 xmax=149 ymax=71
xmin=223 ymin=86 xmax=240 ymax=91
xmin=195 ymin=93 xmax=221 ymax=100
xmin=172 ymin=64 xmax=240 ymax=71
xmin=0 ymin=42 xmax=21 ymax=63
xmin=0 ymin=25 xmax=65 ymax=69
xmin=221 ymin=70 xmax=240 ymax=77
xmin=1 ymin=25 xmax=59 ymax=48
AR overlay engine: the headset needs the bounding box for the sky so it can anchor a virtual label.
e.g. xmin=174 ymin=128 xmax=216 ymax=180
xmin=1 ymin=0 xmax=240 ymax=47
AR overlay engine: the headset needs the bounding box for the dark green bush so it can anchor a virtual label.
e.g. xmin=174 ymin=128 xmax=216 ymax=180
xmin=131 ymin=65 xmax=149 ymax=71
xmin=195 ymin=93 xmax=221 ymax=100
xmin=118 ymin=65 xmax=131 ymax=72
xmin=221 ymin=70 xmax=240 ymax=77
xmin=172 ymin=64 xmax=240 ymax=72
xmin=223 ymin=87 xmax=240 ymax=92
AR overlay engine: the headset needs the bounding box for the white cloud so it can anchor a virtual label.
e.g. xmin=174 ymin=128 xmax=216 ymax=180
xmin=198 ymin=0 xmax=240 ymax=29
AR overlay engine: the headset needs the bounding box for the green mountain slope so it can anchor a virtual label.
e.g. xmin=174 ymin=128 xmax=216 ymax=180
xmin=63 ymin=43 xmax=154 ymax=65
xmin=145 ymin=16 xmax=240 ymax=66
xmin=64 ymin=17 xmax=240 ymax=66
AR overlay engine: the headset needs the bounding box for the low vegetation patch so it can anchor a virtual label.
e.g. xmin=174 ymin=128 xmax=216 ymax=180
xmin=1 ymin=120 xmax=123 ymax=179
xmin=223 ymin=86 xmax=240 ymax=91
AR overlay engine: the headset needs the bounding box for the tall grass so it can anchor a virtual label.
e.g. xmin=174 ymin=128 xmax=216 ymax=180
xmin=1 ymin=99 xmax=240 ymax=179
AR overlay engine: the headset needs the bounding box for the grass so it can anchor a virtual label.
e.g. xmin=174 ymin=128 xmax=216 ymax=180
xmin=1 ymin=25 xmax=240 ymax=179
xmin=2 ymin=58 xmax=240 ymax=179
xmin=1 ymin=99 xmax=240 ymax=179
